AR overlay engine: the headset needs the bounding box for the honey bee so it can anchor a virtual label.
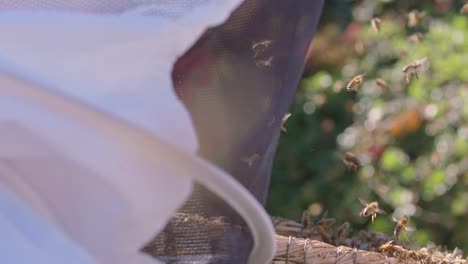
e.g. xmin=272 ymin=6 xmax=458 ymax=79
xmin=403 ymin=57 xmax=428 ymax=83
xmin=241 ymin=153 xmax=261 ymax=167
xmin=281 ymin=113 xmax=292 ymax=132
xmin=408 ymin=32 xmax=424 ymax=43
xmin=370 ymin=17 xmax=382 ymax=32
xmin=407 ymin=10 xmax=420 ymax=28
xmin=317 ymin=217 xmax=337 ymax=230
xmin=301 ymin=210 xmax=310 ymax=228
xmin=379 ymin=240 xmax=397 ymax=255
xmin=393 ymin=216 xmax=414 ymax=240
xmin=252 ymin=40 xmax=273 ymax=55
xmin=346 ymin=73 xmax=366 ymax=92
xmin=417 ymin=247 xmax=432 ymax=263
xmin=359 ymin=199 xmax=387 ymax=224
xmin=343 ymin=152 xmax=360 ymax=171
xmin=318 ymin=225 xmax=332 ymax=244
xmin=252 ymin=40 xmax=274 ymax=69
xmin=255 ymin=56 xmax=274 ymax=68
xmin=333 ymin=222 xmax=351 ymax=245
xmin=461 ymin=4 xmax=468 ymax=14
xmin=375 ymin=78 xmax=388 ymax=89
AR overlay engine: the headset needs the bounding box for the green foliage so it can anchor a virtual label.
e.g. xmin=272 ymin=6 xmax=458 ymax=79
xmin=267 ymin=1 xmax=468 ymax=252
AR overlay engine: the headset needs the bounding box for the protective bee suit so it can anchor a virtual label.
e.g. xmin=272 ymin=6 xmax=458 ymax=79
xmin=0 ymin=1 xmax=323 ymax=263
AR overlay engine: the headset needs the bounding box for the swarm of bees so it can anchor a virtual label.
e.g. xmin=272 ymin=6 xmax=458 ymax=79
xmin=358 ymin=199 xmax=415 ymax=242
xmin=273 ymin=6 xmax=465 ymax=261
xmin=343 ymin=14 xmax=431 ymax=93
xmin=272 ymin=205 xmax=467 ymax=262
xmin=379 ymin=240 xmax=467 ymax=263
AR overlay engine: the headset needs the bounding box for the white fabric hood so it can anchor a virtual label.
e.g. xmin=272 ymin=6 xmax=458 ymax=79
xmin=0 ymin=2 xmax=275 ymax=264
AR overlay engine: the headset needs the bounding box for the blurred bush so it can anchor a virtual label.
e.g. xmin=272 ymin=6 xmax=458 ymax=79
xmin=267 ymin=0 xmax=468 ymax=252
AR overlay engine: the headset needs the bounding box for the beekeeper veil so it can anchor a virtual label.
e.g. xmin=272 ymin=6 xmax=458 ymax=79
xmin=0 ymin=1 xmax=323 ymax=263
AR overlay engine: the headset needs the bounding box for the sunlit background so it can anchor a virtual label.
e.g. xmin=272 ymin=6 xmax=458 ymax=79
xmin=267 ymin=0 xmax=468 ymax=252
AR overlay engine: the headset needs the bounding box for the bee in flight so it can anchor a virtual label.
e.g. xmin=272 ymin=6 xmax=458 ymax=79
xmin=359 ymin=198 xmax=387 ymax=224
xmin=461 ymin=4 xmax=468 ymax=14
xmin=403 ymin=57 xmax=428 ymax=83
xmin=407 ymin=10 xmax=421 ymax=28
xmin=408 ymin=32 xmax=424 ymax=43
xmin=370 ymin=17 xmax=382 ymax=32
xmin=343 ymin=152 xmax=360 ymax=172
xmin=393 ymin=216 xmax=414 ymax=240
xmin=346 ymin=73 xmax=366 ymax=92
xmin=375 ymin=78 xmax=388 ymax=89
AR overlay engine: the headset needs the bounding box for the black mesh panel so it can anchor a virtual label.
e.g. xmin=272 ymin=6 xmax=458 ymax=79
xmin=143 ymin=1 xmax=324 ymax=263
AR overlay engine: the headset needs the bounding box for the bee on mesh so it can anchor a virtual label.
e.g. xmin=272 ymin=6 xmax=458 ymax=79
xmin=370 ymin=17 xmax=382 ymax=32
xmin=392 ymin=216 xmax=415 ymax=240
xmin=252 ymin=40 xmax=274 ymax=69
xmin=403 ymin=57 xmax=428 ymax=83
xmin=281 ymin=113 xmax=292 ymax=132
xmin=240 ymin=153 xmax=261 ymax=168
xmin=252 ymin=40 xmax=273 ymax=56
xmin=346 ymin=73 xmax=366 ymax=92
xmin=359 ymin=198 xmax=387 ymax=224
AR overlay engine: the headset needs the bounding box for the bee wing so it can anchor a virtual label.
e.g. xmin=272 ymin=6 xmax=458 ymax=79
xmin=376 ymin=208 xmax=387 ymax=215
xmin=321 ymin=210 xmax=329 ymax=219
xmin=406 ymin=226 xmax=416 ymax=232
xmin=420 ymin=61 xmax=430 ymax=72
xmin=280 ymin=113 xmax=291 ymax=132
xmin=415 ymin=57 xmax=428 ymax=64
xmin=359 ymin=198 xmax=369 ymax=206
xmin=402 ymin=65 xmax=410 ymax=73
xmin=416 ymin=57 xmax=430 ymax=71
xmin=282 ymin=112 xmax=292 ymax=121
xmin=392 ymin=216 xmax=399 ymax=222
